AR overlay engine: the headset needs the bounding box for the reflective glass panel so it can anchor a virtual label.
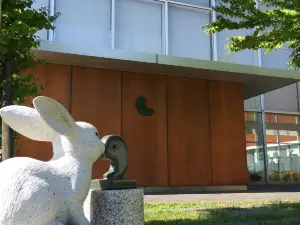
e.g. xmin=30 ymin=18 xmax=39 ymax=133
xmin=115 ymin=0 xmax=163 ymax=54
xmin=245 ymin=112 xmax=266 ymax=182
xmin=168 ymin=4 xmax=211 ymax=60
xmin=54 ymin=0 xmax=111 ymax=50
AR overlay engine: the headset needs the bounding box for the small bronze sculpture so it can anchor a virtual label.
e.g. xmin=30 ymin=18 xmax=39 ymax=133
xmin=101 ymin=134 xmax=128 ymax=180
xmin=91 ymin=135 xmax=136 ymax=190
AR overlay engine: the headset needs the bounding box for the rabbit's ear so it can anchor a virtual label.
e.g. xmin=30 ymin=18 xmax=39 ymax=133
xmin=0 ymin=105 xmax=56 ymax=142
xmin=33 ymin=96 xmax=77 ymax=136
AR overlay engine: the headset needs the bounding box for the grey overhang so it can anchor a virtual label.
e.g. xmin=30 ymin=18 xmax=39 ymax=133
xmin=32 ymin=41 xmax=300 ymax=99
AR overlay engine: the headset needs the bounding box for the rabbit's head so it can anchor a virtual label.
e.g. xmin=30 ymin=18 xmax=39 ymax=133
xmin=32 ymin=96 xmax=105 ymax=162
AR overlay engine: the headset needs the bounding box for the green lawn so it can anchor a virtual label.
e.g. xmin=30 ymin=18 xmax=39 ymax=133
xmin=144 ymin=200 xmax=300 ymax=225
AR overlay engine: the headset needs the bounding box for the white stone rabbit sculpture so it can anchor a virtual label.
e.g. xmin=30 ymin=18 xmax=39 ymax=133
xmin=0 ymin=96 xmax=105 ymax=225
xmin=0 ymin=102 xmax=66 ymax=161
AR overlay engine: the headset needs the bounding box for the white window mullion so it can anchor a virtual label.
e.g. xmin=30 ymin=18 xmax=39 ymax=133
xmin=255 ymin=0 xmax=262 ymax=67
xmin=48 ymin=0 xmax=55 ymax=41
xmin=111 ymin=0 xmax=116 ymax=49
xmin=211 ymin=0 xmax=217 ymax=61
xmin=164 ymin=0 xmax=169 ymax=55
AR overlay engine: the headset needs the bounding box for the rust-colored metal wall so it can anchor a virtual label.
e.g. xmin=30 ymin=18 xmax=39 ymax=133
xmin=121 ymin=72 xmax=168 ymax=187
xmin=167 ymin=77 xmax=211 ymax=186
xmin=71 ymin=67 xmax=122 ymax=179
xmin=209 ymin=81 xmax=249 ymax=185
xmin=17 ymin=64 xmax=71 ymax=160
xmin=16 ymin=64 xmax=248 ymax=187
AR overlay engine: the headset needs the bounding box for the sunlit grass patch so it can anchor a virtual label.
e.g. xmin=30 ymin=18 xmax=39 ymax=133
xmin=144 ymin=200 xmax=300 ymax=225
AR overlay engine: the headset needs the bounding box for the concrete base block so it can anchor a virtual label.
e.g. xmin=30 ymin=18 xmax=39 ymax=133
xmin=84 ymin=188 xmax=144 ymax=225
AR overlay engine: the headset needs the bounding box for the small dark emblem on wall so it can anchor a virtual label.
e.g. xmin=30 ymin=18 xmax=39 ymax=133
xmin=136 ymin=96 xmax=154 ymax=116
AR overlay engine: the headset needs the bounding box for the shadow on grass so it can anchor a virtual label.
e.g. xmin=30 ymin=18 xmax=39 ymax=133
xmin=146 ymin=220 xmax=206 ymax=225
xmin=145 ymin=201 xmax=300 ymax=225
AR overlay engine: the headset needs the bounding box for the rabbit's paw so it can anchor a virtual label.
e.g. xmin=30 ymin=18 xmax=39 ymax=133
xmin=50 ymin=220 xmax=64 ymax=225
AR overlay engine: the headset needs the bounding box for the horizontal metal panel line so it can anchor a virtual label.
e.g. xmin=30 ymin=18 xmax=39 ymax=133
xmin=168 ymin=0 xmax=213 ymax=11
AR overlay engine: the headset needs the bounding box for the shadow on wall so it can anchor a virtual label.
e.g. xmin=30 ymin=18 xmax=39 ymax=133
xmin=145 ymin=201 xmax=300 ymax=225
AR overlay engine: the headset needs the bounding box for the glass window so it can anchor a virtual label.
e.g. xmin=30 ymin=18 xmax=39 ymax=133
xmin=217 ymin=28 xmax=259 ymax=66
xmin=264 ymin=83 xmax=298 ymax=112
xmin=266 ymin=129 xmax=278 ymax=143
xmin=214 ymin=8 xmax=259 ymax=66
xmin=172 ymin=0 xmax=210 ymax=7
xmin=279 ymin=144 xmax=296 ymax=173
xmin=245 ymin=111 xmax=259 ymax=122
xmin=54 ymin=0 xmax=111 ymax=49
xmin=115 ymin=0 xmax=163 ymax=54
xmin=265 ymin=113 xmax=300 ymax=183
xmin=268 ymin=145 xmax=280 ymax=181
xmin=168 ymin=4 xmax=211 ymax=60
xmin=277 ymin=115 xmax=298 ymax=124
xmin=244 ymin=96 xmax=261 ymax=111
xmin=265 ymin=113 xmax=276 ymax=123
xmin=269 ymin=143 xmax=300 ymax=183
xmin=278 ymin=130 xmax=298 ymax=143
xmin=245 ymin=112 xmax=266 ymax=183
xmin=247 ymin=145 xmax=265 ymax=182
xmin=31 ymin=0 xmax=49 ymax=40
xmin=262 ymin=43 xmax=292 ymax=70
xmin=297 ymin=82 xmax=300 ymax=100
xmin=257 ymin=5 xmax=292 ymax=70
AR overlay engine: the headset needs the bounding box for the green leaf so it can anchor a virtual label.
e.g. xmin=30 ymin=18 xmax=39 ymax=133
xmin=204 ymin=0 xmax=300 ymax=69
xmin=0 ymin=0 xmax=60 ymax=119
xmin=0 ymin=46 xmax=7 ymax=54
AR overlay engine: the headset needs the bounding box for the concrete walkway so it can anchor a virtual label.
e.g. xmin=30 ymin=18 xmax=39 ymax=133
xmin=144 ymin=184 xmax=300 ymax=203
xmin=145 ymin=192 xmax=300 ymax=203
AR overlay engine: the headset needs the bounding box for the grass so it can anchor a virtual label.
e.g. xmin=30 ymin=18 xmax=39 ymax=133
xmin=144 ymin=200 xmax=300 ymax=225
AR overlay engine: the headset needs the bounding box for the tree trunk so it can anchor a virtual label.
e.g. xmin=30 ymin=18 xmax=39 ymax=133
xmin=1 ymin=58 xmax=14 ymax=161
xmin=0 ymin=0 xmax=13 ymax=161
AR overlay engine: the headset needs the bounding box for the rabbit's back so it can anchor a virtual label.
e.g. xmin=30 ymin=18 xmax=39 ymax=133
xmin=0 ymin=157 xmax=68 ymax=225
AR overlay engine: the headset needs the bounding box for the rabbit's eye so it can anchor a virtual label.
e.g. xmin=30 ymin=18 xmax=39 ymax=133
xmin=95 ymin=132 xmax=98 ymax=137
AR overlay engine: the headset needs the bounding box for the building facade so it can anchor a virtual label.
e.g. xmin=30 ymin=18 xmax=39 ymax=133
xmin=19 ymin=0 xmax=300 ymax=189
xmin=245 ymin=85 xmax=300 ymax=184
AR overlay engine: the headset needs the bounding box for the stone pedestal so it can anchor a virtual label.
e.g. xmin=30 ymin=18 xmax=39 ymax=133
xmin=84 ymin=188 xmax=144 ymax=225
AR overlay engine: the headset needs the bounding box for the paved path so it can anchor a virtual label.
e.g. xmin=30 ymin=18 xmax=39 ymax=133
xmin=145 ymin=192 xmax=300 ymax=203
xmin=144 ymin=184 xmax=300 ymax=203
